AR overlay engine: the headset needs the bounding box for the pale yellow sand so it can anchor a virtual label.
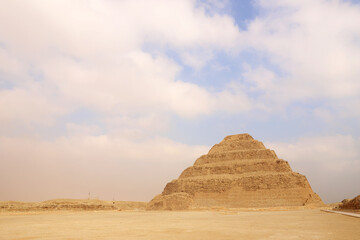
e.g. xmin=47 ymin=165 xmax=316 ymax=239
xmin=0 ymin=209 xmax=359 ymax=240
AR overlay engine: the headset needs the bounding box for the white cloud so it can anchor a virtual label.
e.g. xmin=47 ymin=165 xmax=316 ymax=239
xmin=214 ymin=81 xmax=253 ymax=113
xmin=0 ymin=0 xmax=246 ymax=122
xmin=103 ymin=113 xmax=171 ymax=140
xmin=198 ymin=0 xmax=230 ymax=10
xmin=2 ymin=0 xmax=360 ymax=120
xmin=312 ymin=108 xmax=334 ymax=124
xmin=0 ymin=88 xmax=65 ymax=127
xmin=179 ymin=50 xmax=214 ymax=70
xmin=0 ymin=48 xmax=25 ymax=81
xmin=244 ymin=0 xmax=360 ymax=107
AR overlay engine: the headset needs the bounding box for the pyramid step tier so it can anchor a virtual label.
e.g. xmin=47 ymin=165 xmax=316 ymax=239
xmin=179 ymin=159 xmax=292 ymax=179
xmin=208 ymin=140 xmax=266 ymax=154
xmin=190 ymin=189 xmax=322 ymax=208
xmin=195 ymin=149 xmax=278 ymax=165
xmin=197 ymin=158 xmax=287 ymax=167
xmin=163 ymin=172 xmax=311 ymax=196
xmin=221 ymin=133 xmax=254 ymax=142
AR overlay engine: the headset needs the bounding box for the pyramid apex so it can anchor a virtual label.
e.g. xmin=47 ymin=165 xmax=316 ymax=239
xmin=223 ymin=133 xmax=253 ymax=142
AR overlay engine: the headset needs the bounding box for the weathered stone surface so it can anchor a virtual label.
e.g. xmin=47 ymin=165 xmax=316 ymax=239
xmin=147 ymin=133 xmax=324 ymax=210
xmin=146 ymin=193 xmax=193 ymax=210
xmin=338 ymin=195 xmax=360 ymax=210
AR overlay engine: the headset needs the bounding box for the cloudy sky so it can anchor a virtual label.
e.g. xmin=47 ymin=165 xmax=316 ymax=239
xmin=1 ymin=0 xmax=359 ymax=203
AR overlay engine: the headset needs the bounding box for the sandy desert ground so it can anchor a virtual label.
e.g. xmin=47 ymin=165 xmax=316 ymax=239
xmin=0 ymin=209 xmax=359 ymax=240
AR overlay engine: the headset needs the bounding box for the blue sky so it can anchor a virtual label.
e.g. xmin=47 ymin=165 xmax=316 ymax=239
xmin=0 ymin=0 xmax=360 ymax=203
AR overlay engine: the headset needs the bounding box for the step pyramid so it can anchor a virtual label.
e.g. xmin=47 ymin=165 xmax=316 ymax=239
xmin=147 ymin=134 xmax=324 ymax=210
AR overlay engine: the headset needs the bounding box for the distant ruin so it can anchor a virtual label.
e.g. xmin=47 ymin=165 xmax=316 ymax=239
xmin=147 ymin=133 xmax=324 ymax=210
xmin=338 ymin=195 xmax=360 ymax=210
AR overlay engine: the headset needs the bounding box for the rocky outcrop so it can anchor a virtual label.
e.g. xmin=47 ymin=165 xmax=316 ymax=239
xmin=147 ymin=133 xmax=324 ymax=210
xmin=338 ymin=195 xmax=360 ymax=210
